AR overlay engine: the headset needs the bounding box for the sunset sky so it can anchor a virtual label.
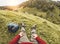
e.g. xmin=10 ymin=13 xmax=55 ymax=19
xmin=0 ymin=0 xmax=60 ymax=6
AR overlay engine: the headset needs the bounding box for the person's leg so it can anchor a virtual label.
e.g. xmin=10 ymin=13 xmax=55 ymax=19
xmin=18 ymin=32 xmax=30 ymax=43
xmin=18 ymin=23 xmax=30 ymax=43
xmin=30 ymin=24 xmax=38 ymax=44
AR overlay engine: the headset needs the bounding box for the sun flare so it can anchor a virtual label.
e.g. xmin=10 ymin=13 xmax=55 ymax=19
xmin=0 ymin=0 xmax=28 ymax=6
xmin=0 ymin=0 xmax=28 ymax=10
xmin=6 ymin=0 xmax=28 ymax=6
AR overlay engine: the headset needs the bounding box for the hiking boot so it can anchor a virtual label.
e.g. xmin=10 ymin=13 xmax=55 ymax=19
xmin=31 ymin=24 xmax=38 ymax=44
xmin=31 ymin=24 xmax=37 ymax=34
xmin=20 ymin=22 xmax=26 ymax=32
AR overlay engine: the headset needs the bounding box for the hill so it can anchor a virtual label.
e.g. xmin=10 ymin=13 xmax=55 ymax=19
xmin=0 ymin=6 xmax=19 ymax=10
xmin=18 ymin=0 xmax=60 ymax=26
xmin=18 ymin=7 xmax=60 ymax=26
xmin=0 ymin=10 xmax=60 ymax=44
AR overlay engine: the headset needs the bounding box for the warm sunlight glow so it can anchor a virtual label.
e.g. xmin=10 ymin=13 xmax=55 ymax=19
xmin=6 ymin=6 xmax=19 ymax=10
xmin=0 ymin=0 xmax=28 ymax=6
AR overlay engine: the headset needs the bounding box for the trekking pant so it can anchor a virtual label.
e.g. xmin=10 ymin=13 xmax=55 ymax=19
xmin=18 ymin=32 xmax=38 ymax=44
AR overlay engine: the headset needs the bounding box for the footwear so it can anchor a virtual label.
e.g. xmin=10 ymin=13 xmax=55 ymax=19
xmin=31 ymin=24 xmax=37 ymax=34
xmin=31 ymin=24 xmax=38 ymax=44
xmin=20 ymin=22 xmax=26 ymax=32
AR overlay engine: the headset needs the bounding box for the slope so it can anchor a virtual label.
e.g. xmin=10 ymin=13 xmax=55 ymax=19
xmin=0 ymin=10 xmax=60 ymax=44
xmin=18 ymin=7 xmax=60 ymax=26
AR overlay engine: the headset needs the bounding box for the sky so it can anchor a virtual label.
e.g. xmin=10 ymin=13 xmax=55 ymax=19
xmin=0 ymin=0 xmax=28 ymax=6
xmin=0 ymin=0 xmax=60 ymax=6
xmin=52 ymin=0 xmax=60 ymax=1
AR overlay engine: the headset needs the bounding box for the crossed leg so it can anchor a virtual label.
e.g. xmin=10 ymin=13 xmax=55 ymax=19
xmin=18 ymin=26 xmax=30 ymax=43
xmin=18 ymin=24 xmax=38 ymax=44
xmin=30 ymin=24 xmax=38 ymax=44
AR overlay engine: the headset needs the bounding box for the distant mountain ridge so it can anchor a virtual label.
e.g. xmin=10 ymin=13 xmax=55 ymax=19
xmin=0 ymin=6 xmax=19 ymax=10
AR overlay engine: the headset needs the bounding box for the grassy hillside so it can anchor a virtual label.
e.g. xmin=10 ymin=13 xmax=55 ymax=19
xmin=19 ymin=7 xmax=60 ymax=25
xmin=0 ymin=10 xmax=60 ymax=44
xmin=18 ymin=0 xmax=60 ymax=26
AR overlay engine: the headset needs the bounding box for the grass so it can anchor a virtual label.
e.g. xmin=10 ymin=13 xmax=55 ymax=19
xmin=19 ymin=7 xmax=60 ymax=26
xmin=0 ymin=9 xmax=60 ymax=44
